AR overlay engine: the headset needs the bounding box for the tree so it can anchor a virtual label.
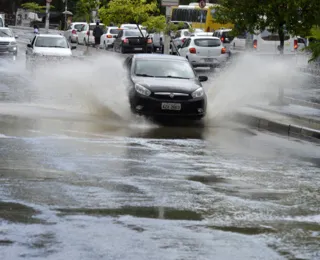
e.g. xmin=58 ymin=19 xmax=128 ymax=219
xmin=305 ymin=27 xmax=320 ymax=63
xmin=98 ymin=0 xmax=158 ymax=26
xmin=215 ymin=0 xmax=320 ymax=54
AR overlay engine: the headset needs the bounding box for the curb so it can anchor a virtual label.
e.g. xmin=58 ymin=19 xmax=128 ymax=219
xmin=284 ymin=97 xmax=320 ymax=110
xmin=248 ymin=105 xmax=320 ymax=128
xmin=234 ymin=112 xmax=320 ymax=142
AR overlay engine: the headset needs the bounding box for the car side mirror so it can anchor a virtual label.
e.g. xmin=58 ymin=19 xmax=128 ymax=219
xmin=71 ymin=45 xmax=77 ymax=50
xmin=27 ymin=43 xmax=32 ymax=48
xmin=198 ymin=75 xmax=208 ymax=82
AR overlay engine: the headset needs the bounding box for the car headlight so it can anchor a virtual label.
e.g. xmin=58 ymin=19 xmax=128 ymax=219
xmin=135 ymin=83 xmax=151 ymax=96
xmin=192 ymin=87 xmax=204 ymax=98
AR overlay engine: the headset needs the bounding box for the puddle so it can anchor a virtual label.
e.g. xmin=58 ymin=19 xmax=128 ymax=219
xmin=187 ymin=175 xmax=227 ymax=184
xmin=57 ymin=206 xmax=203 ymax=221
xmin=207 ymin=225 xmax=277 ymax=235
xmin=0 ymin=201 xmax=43 ymax=224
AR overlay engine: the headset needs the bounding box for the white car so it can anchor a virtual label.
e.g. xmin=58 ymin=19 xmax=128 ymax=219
xmin=178 ymin=36 xmax=228 ymax=69
xmin=0 ymin=27 xmax=18 ymax=60
xmin=64 ymin=22 xmax=86 ymax=43
xmin=120 ymin=24 xmax=146 ymax=30
xmin=77 ymin=23 xmax=105 ymax=46
xmin=100 ymin=26 xmax=121 ymax=49
xmin=26 ymin=34 xmax=76 ymax=68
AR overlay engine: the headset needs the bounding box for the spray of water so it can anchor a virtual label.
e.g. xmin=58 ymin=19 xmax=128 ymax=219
xmin=204 ymin=53 xmax=307 ymax=123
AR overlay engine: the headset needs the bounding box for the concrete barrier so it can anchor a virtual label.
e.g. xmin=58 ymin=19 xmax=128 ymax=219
xmin=234 ymin=112 xmax=320 ymax=142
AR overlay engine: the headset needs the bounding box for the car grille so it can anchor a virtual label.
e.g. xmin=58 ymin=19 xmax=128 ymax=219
xmin=0 ymin=42 xmax=9 ymax=46
xmin=152 ymin=92 xmax=191 ymax=101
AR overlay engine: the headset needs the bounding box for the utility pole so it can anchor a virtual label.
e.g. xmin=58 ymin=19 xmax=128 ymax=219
xmin=161 ymin=0 xmax=179 ymax=54
xmin=45 ymin=0 xmax=52 ymax=33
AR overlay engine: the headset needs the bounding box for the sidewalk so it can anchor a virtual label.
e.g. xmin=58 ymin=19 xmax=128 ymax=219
xmin=234 ymin=100 xmax=320 ymax=142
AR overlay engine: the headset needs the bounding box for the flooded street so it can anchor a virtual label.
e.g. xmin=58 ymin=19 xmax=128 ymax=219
xmin=1 ymin=29 xmax=320 ymax=260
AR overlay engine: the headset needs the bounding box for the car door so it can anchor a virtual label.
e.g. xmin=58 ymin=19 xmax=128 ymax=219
xmin=26 ymin=36 xmax=36 ymax=56
xmin=114 ymin=30 xmax=123 ymax=51
xmin=179 ymin=38 xmax=191 ymax=57
xmin=78 ymin=24 xmax=88 ymax=44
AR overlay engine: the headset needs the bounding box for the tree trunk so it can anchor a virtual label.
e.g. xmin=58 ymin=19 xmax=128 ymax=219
xmin=278 ymin=26 xmax=284 ymax=55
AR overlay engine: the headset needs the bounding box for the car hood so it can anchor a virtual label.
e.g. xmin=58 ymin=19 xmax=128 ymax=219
xmin=133 ymin=77 xmax=201 ymax=93
xmin=0 ymin=37 xmax=16 ymax=42
xmin=33 ymin=47 xmax=72 ymax=56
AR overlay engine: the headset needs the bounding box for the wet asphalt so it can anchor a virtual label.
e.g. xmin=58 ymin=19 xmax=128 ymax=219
xmin=0 ymin=28 xmax=319 ymax=260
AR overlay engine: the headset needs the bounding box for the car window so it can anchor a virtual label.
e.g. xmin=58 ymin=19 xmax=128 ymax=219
xmin=194 ymin=38 xmax=221 ymax=47
xmin=260 ymin=30 xmax=290 ymax=41
xmin=0 ymin=29 xmax=13 ymax=37
xmin=74 ymin=24 xmax=84 ymax=31
xmin=134 ymin=59 xmax=195 ymax=79
xmin=183 ymin=30 xmax=191 ymax=36
xmin=35 ymin=36 xmax=69 ymax=48
xmin=124 ymin=30 xmax=146 ymax=37
xmin=110 ymin=29 xmax=121 ymax=35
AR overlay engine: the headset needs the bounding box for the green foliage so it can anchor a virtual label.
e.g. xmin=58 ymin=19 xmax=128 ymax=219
xmin=305 ymin=27 xmax=320 ymax=62
xmin=98 ymin=0 xmax=158 ymax=26
xmin=215 ymin=0 xmax=320 ymax=38
xmin=76 ymin=0 xmax=100 ymax=23
xmin=21 ymin=2 xmax=54 ymax=12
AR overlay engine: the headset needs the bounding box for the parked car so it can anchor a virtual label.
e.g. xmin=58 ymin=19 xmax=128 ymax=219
xmin=64 ymin=22 xmax=86 ymax=43
xmin=123 ymin=54 xmax=208 ymax=120
xmin=26 ymin=34 xmax=76 ymax=69
xmin=249 ymin=29 xmax=304 ymax=54
xmin=77 ymin=23 xmax=105 ymax=46
xmin=178 ymin=36 xmax=228 ymax=69
xmin=100 ymin=26 xmax=122 ymax=49
xmin=0 ymin=27 xmax=18 ymax=60
xmin=213 ymin=28 xmax=233 ymax=53
xmin=113 ymin=29 xmax=152 ymax=53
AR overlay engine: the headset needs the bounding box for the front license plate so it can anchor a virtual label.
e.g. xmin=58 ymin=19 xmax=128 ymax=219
xmin=161 ymin=103 xmax=181 ymax=111
xmin=204 ymin=58 xmax=214 ymax=62
xmin=134 ymin=48 xmax=143 ymax=50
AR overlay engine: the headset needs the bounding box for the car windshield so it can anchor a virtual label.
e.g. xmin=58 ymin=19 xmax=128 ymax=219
xmin=35 ymin=36 xmax=69 ymax=48
xmin=125 ymin=30 xmax=147 ymax=37
xmin=0 ymin=29 xmax=13 ymax=37
xmin=134 ymin=59 xmax=195 ymax=79
xmin=110 ymin=29 xmax=121 ymax=35
xmin=194 ymin=38 xmax=221 ymax=47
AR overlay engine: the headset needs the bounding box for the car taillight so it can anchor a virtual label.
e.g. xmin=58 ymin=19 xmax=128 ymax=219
xmin=147 ymin=38 xmax=152 ymax=44
xmin=189 ymin=47 xmax=196 ymax=54
xmin=221 ymin=47 xmax=226 ymax=54
xmin=106 ymin=34 xmax=112 ymax=38
xmin=86 ymin=31 xmax=90 ymax=36
xmin=221 ymin=37 xmax=224 ymax=43
xmin=294 ymin=39 xmax=298 ymax=49
xmin=123 ymin=38 xmax=129 ymax=43
xmin=253 ymin=39 xmax=257 ymax=49
xmin=71 ymin=29 xmax=77 ymax=34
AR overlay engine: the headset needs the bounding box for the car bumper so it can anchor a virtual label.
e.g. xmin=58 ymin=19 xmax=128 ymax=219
xmin=189 ymin=55 xmax=228 ymax=67
xmin=70 ymin=35 xmax=78 ymax=43
xmin=130 ymin=93 xmax=206 ymax=118
xmin=122 ymin=44 xmax=153 ymax=53
xmin=0 ymin=46 xmax=18 ymax=55
xmin=105 ymin=39 xmax=115 ymax=46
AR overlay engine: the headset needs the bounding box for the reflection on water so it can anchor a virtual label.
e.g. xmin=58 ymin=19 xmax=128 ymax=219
xmin=57 ymin=206 xmax=203 ymax=221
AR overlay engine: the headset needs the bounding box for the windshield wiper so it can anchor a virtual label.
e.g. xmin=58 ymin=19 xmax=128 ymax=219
xmin=135 ymin=73 xmax=155 ymax=77
xmin=159 ymin=75 xmax=190 ymax=79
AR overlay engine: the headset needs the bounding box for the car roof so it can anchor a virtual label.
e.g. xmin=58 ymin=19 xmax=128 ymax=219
xmin=191 ymin=36 xmax=220 ymax=40
xmin=36 ymin=34 xmax=65 ymax=38
xmin=134 ymin=54 xmax=187 ymax=61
